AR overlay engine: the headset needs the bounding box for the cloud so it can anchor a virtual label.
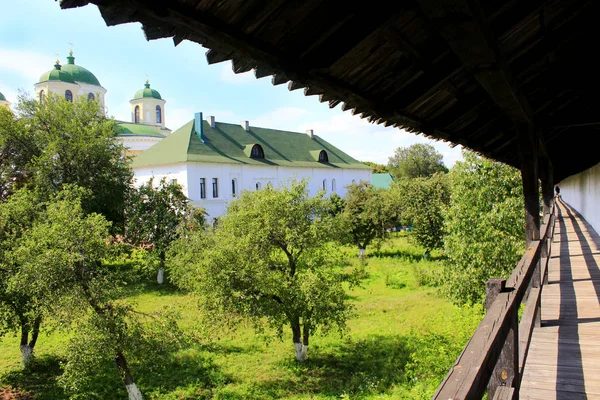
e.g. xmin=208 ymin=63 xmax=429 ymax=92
xmin=219 ymin=62 xmax=256 ymax=85
xmin=0 ymin=49 xmax=54 ymax=82
xmin=252 ymin=107 xmax=310 ymax=130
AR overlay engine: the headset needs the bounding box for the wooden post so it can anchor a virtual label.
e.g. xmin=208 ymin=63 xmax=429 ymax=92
xmin=539 ymin=157 xmax=553 ymax=288
xmin=486 ymin=278 xmax=518 ymax=400
xmin=518 ymin=125 xmax=541 ymax=327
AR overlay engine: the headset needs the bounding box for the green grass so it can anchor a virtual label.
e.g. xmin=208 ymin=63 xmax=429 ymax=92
xmin=0 ymin=236 xmax=483 ymax=399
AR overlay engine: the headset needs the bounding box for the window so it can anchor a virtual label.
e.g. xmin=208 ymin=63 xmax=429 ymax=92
xmin=88 ymin=92 xmax=95 ymax=101
xmin=231 ymin=179 xmax=237 ymax=196
xmin=65 ymin=90 xmax=73 ymax=102
xmin=318 ymin=150 xmax=329 ymax=163
xmin=322 ymin=179 xmax=327 ymax=191
xmin=134 ymin=105 xmax=140 ymax=123
xmin=255 ymin=182 xmax=261 ymax=191
xmin=200 ymin=178 xmax=206 ymax=199
xmin=250 ymin=144 xmax=264 ymax=159
xmin=332 ymin=179 xmax=336 ymax=192
xmin=39 ymin=90 xmax=45 ymax=104
xmin=212 ymin=178 xmax=218 ymax=198
xmin=156 ymin=105 xmax=162 ymax=123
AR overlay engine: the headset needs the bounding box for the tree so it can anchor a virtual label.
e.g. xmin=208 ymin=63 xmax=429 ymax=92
xmin=0 ymin=94 xmax=132 ymax=364
xmin=387 ymin=143 xmax=448 ymax=180
xmin=339 ymin=181 xmax=390 ymax=257
xmin=443 ymin=151 xmax=525 ymax=305
xmin=1 ymin=93 xmax=132 ymax=231
xmin=125 ymin=177 xmax=206 ymax=284
xmin=393 ymin=173 xmax=450 ymax=257
xmin=169 ymin=180 xmax=351 ymax=361
xmin=13 ymin=187 xmax=183 ymax=399
xmin=0 ymin=189 xmax=44 ymax=365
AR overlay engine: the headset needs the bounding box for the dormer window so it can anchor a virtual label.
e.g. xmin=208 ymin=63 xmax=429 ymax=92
xmin=251 ymin=144 xmax=264 ymax=159
xmin=318 ymin=150 xmax=328 ymax=163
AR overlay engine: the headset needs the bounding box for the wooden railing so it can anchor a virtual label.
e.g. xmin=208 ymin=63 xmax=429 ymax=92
xmin=433 ymin=201 xmax=556 ymax=400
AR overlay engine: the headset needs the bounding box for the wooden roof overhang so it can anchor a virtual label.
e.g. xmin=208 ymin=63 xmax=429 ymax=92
xmin=59 ymin=0 xmax=600 ymax=181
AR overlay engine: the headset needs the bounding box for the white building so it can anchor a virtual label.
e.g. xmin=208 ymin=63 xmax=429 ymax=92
xmin=132 ymin=113 xmax=372 ymax=219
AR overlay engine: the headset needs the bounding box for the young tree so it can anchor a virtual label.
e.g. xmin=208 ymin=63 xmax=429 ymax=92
xmin=339 ymin=181 xmax=390 ymax=257
xmin=125 ymin=177 xmax=205 ymax=284
xmin=13 ymin=188 xmax=182 ymax=399
xmin=0 ymin=189 xmax=43 ymax=365
xmin=387 ymin=143 xmax=448 ymax=180
xmin=169 ymin=180 xmax=351 ymax=361
xmin=0 ymin=94 xmax=132 ymax=364
xmin=443 ymin=151 xmax=524 ymax=305
xmin=394 ymin=173 xmax=450 ymax=257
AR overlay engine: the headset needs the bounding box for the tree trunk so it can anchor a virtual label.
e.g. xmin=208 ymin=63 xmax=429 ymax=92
xmin=291 ymin=319 xmax=307 ymax=361
xmin=115 ymin=351 xmax=143 ymax=400
xmin=19 ymin=316 xmax=41 ymax=367
xmin=157 ymin=251 xmax=165 ymax=284
xmin=358 ymin=247 xmax=365 ymax=259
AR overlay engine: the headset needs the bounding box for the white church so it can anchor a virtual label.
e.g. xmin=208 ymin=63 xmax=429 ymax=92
xmin=18 ymin=52 xmax=372 ymax=219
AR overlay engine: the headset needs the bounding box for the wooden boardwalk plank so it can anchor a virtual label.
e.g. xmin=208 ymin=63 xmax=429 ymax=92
xmin=520 ymin=200 xmax=600 ymax=399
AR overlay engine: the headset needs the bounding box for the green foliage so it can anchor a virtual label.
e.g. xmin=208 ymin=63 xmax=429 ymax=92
xmin=125 ymin=177 xmax=206 ymax=281
xmin=392 ymin=173 xmax=450 ymax=253
xmin=387 ymin=143 xmax=448 ymax=180
xmin=169 ymin=180 xmax=352 ymax=356
xmin=403 ymin=304 xmax=483 ymax=397
xmin=11 ymin=187 xmax=185 ymax=397
xmin=338 ymin=181 xmax=391 ymax=252
xmin=326 ymin=192 xmax=345 ymax=217
xmin=1 ymin=93 xmax=132 ymax=231
xmin=59 ymin=305 xmax=186 ymax=399
xmin=361 ymin=161 xmax=388 ymax=173
xmin=443 ymin=151 xmax=525 ymax=305
xmin=0 ymin=189 xmax=43 ymax=338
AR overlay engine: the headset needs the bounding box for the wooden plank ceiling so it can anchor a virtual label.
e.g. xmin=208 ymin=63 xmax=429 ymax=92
xmin=59 ymin=0 xmax=600 ymax=181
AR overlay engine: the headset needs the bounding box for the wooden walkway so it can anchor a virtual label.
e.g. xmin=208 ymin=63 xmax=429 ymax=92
xmin=520 ymin=200 xmax=600 ymax=399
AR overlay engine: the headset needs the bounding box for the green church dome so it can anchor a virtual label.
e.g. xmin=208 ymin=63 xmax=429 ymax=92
xmin=38 ymin=62 xmax=75 ymax=84
xmin=38 ymin=53 xmax=100 ymax=86
xmin=0 ymin=91 xmax=6 ymax=101
xmin=133 ymin=81 xmax=162 ymax=100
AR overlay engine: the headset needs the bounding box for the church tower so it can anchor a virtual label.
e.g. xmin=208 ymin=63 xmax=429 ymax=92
xmin=129 ymin=80 xmax=167 ymax=129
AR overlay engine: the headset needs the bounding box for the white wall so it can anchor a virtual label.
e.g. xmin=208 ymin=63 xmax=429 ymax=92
xmin=559 ymin=161 xmax=600 ymax=233
xmin=133 ymin=162 xmax=371 ymax=220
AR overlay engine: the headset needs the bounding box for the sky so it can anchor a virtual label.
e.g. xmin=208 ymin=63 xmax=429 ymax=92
xmin=0 ymin=0 xmax=463 ymax=167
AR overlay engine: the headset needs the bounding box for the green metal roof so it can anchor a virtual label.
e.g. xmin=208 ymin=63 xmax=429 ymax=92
xmin=116 ymin=123 xmax=166 ymax=138
xmin=60 ymin=54 xmax=101 ymax=86
xmin=131 ymin=119 xmax=371 ymax=170
xmin=0 ymin=92 xmax=6 ymax=101
xmin=38 ymin=53 xmax=101 ymax=86
xmin=38 ymin=62 xmax=75 ymax=84
xmin=133 ymin=81 xmax=162 ymax=100
xmin=372 ymin=173 xmax=394 ymax=189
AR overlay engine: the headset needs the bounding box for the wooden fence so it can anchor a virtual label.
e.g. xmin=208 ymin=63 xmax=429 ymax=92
xmin=433 ymin=201 xmax=556 ymax=400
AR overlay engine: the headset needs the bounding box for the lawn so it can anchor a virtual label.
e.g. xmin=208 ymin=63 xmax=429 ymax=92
xmin=0 ymin=235 xmax=483 ymax=399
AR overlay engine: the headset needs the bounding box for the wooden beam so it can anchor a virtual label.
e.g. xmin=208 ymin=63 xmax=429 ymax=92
xmin=418 ymin=0 xmax=535 ymax=125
